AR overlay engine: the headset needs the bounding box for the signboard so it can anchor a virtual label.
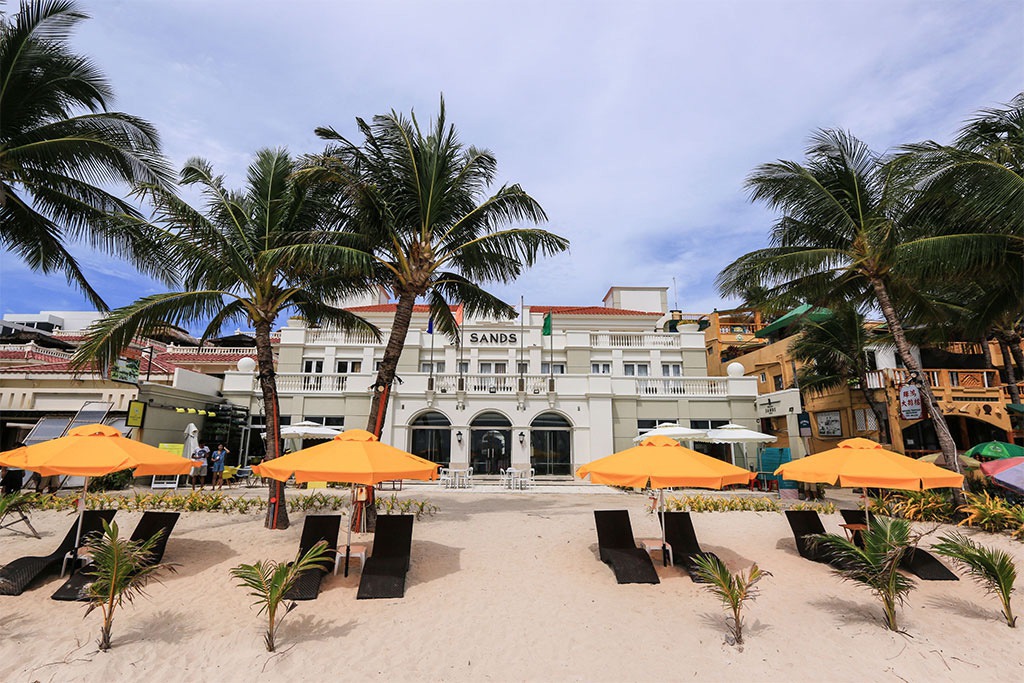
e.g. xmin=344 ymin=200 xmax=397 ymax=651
xmin=126 ymin=400 xmax=147 ymax=427
xmin=899 ymin=384 xmax=923 ymax=420
xmin=797 ymin=412 xmax=812 ymax=437
xmin=151 ymin=443 xmax=185 ymax=489
xmin=816 ymin=411 xmax=842 ymax=437
xmin=110 ymin=357 xmax=140 ymax=384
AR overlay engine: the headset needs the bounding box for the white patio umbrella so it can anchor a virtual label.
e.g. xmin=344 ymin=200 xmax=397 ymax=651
xmin=693 ymin=423 xmax=776 ymax=470
xmin=278 ymin=421 xmax=342 ymax=440
xmin=183 ymin=423 xmax=200 ymax=457
xmin=631 ymin=423 xmax=708 ymax=443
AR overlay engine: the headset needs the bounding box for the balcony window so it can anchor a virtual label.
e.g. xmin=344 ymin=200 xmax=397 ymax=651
xmin=591 ymin=362 xmax=611 ymax=374
xmin=420 ymin=361 xmax=445 ymax=373
xmin=661 ymin=363 xmax=682 ymax=377
xmin=541 ymin=362 xmax=566 ymax=374
xmin=624 ymin=363 xmax=649 ymax=377
xmin=335 ymin=360 xmax=362 ymax=373
xmin=517 ymin=362 xmax=530 ymax=375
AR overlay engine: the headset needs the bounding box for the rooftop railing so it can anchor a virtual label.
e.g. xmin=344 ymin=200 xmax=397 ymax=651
xmin=589 ymin=333 xmax=683 ymax=348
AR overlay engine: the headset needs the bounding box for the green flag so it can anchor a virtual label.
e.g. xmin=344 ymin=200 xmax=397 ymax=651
xmin=542 ymin=312 xmax=552 ymax=336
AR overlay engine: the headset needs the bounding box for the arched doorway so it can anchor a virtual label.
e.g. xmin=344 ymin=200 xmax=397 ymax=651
xmin=470 ymin=411 xmax=511 ymax=475
xmin=409 ymin=411 xmax=452 ymax=467
xmin=530 ymin=412 xmax=572 ymax=476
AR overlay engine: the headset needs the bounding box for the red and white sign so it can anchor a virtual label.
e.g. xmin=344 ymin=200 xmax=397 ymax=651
xmin=899 ymin=384 xmax=922 ymax=420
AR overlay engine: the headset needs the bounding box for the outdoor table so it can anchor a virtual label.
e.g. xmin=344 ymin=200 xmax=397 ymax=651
xmin=840 ymin=523 xmax=867 ymax=542
xmin=449 ymin=468 xmax=472 ymax=488
xmin=638 ymin=538 xmax=673 ymax=566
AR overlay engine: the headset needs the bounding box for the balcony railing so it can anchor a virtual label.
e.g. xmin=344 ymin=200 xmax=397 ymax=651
xmin=305 ymin=329 xmax=383 ymax=345
xmin=163 ymin=345 xmax=258 ymax=356
xmin=590 ymin=333 xmax=682 ymax=348
xmin=274 ymin=373 xmax=350 ymax=393
xmin=865 ymin=368 xmax=1002 ymax=393
xmin=0 ymin=343 xmax=73 ymax=359
xmin=635 ymin=377 xmax=729 ymax=396
xmin=430 ymin=374 xmax=550 ymax=394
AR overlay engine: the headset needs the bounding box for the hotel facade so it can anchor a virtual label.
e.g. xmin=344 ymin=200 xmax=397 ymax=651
xmin=220 ymin=287 xmax=760 ymax=476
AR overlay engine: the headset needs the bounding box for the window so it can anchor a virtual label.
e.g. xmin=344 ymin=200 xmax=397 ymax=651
xmin=895 ymin=354 xmax=906 ymax=369
xmin=591 ymin=362 xmax=611 ymax=374
xmin=854 ymin=409 xmax=878 ymax=432
xmin=688 ymin=420 xmax=730 ymax=462
xmin=335 ymin=360 xmax=362 ymax=373
xmin=457 ymin=361 xmax=469 ymax=374
xmin=420 ymin=361 xmax=445 ymax=373
xmin=864 ymin=351 xmax=878 ymax=372
xmin=517 ymin=362 xmax=530 ymax=375
xmin=302 ymin=359 xmax=323 ymax=391
xmin=661 ymin=363 xmax=682 ymax=377
xmin=409 ymin=411 xmax=451 ymax=466
xmin=303 ymin=359 xmax=323 ymax=373
xmin=624 ymin=363 xmax=649 ymax=377
xmin=773 ymin=374 xmax=784 ymax=391
xmin=541 ymin=362 xmax=565 ymax=374
xmin=470 ymin=411 xmax=512 ymax=475
xmin=759 ymin=372 xmax=767 ymax=384
xmin=479 ymin=362 xmax=507 ymax=374
xmin=530 ymin=412 xmax=572 ymax=476
xmin=637 ymin=419 xmax=678 ymax=437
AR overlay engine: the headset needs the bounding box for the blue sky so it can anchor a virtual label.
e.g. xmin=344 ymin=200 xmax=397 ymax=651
xmin=2 ymin=0 xmax=1021 ymax=331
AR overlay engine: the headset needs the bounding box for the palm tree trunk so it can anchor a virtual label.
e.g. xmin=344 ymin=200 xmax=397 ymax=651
xmin=255 ymin=319 xmax=288 ymax=530
xmin=869 ymin=278 xmax=961 ymax=476
xmin=996 ymin=336 xmax=1024 ymax=438
xmin=366 ymin=292 xmax=417 ymax=436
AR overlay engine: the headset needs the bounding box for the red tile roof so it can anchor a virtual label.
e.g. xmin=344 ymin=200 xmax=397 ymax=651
xmin=0 ymin=350 xmax=71 ymax=363
xmin=528 ymin=305 xmax=662 ymax=317
xmin=346 ymin=304 xmax=437 ymax=313
xmin=0 ymin=355 xmax=179 ymax=375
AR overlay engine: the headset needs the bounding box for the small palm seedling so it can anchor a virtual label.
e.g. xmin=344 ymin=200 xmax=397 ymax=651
xmin=692 ymin=554 xmax=770 ymax=646
xmin=932 ymin=531 xmax=1017 ymax=627
xmin=814 ymin=516 xmax=915 ymax=631
xmin=231 ymin=541 xmax=332 ymax=652
xmin=84 ymin=521 xmax=174 ymax=651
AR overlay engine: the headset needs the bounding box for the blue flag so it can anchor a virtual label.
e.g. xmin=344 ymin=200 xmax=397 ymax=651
xmin=427 ymin=317 xmax=434 ymax=334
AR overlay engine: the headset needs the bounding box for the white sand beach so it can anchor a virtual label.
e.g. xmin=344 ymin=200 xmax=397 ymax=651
xmin=1 ymin=488 xmax=1022 ymax=683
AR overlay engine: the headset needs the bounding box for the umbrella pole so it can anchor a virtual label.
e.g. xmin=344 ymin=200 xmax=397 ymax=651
xmin=344 ymin=504 xmax=353 ymax=577
xmin=660 ymin=488 xmax=667 ymax=567
xmin=70 ymin=476 xmax=88 ymax=577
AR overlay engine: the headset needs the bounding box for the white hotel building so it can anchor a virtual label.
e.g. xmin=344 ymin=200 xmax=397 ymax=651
xmin=221 ymin=286 xmax=759 ymax=477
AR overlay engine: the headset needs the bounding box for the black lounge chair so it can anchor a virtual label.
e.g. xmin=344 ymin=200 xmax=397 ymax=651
xmin=357 ymin=514 xmax=414 ymax=599
xmin=838 ymin=509 xmax=958 ymax=581
xmin=592 ymin=510 xmax=660 ymax=585
xmin=0 ymin=509 xmax=116 ymax=596
xmin=659 ymin=511 xmax=723 ymax=583
xmin=784 ymin=510 xmax=841 ymax=566
xmin=283 ymin=514 xmax=341 ymax=601
xmin=51 ymin=511 xmax=180 ymax=601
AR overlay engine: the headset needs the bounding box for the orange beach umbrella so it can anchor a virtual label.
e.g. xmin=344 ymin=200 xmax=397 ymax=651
xmin=577 ymin=436 xmax=755 ymax=563
xmin=0 ymin=424 xmax=194 ymax=563
xmin=253 ymin=429 xmax=439 ymax=576
xmin=773 ymin=437 xmax=964 ymax=490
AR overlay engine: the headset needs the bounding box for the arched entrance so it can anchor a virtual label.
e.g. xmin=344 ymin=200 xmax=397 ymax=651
xmin=409 ymin=411 xmax=452 ymax=467
xmin=470 ymin=411 xmax=511 ymax=475
xmin=530 ymin=412 xmax=572 ymax=476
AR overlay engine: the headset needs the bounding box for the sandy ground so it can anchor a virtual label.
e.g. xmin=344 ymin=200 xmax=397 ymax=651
xmin=1 ymin=486 xmax=1022 ymax=683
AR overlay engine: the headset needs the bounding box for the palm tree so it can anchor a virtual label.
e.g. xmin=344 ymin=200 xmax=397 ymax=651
xmin=718 ymin=130 xmax=1014 ymax=473
xmin=304 ymin=99 xmax=570 ymax=436
xmin=932 ymin=531 xmax=1017 ymax=627
xmin=691 ymin=555 xmax=770 ymax=646
xmin=788 ymin=305 xmax=889 ymax=442
xmin=72 ymin=149 xmax=376 ymax=529
xmin=1 ymin=0 xmax=173 ymax=309
xmin=813 ymin=516 xmax=917 ymax=631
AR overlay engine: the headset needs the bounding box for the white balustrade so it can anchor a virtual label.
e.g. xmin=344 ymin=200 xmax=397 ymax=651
xmin=589 ymin=333 xmax=682 ymax=348
xmin=305 ymin=329 xmax=383 ymax=345
xmin=273 ymin=373 xmax=350 ymax=393
xmin=634 ymin=377 xmax=729 ymax=396
xmin=0 ymin=343 xmax=73 ymax=359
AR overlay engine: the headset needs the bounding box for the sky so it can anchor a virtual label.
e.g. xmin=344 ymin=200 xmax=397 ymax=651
xmin=2 ymin=0 xmax=1022 ymax=332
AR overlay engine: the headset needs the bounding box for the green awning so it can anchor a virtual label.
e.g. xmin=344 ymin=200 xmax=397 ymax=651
xmin=755 ymin=304 xmax=832 ymax=338
xmin=1007 ymin=404 xmax=1024 ymax=415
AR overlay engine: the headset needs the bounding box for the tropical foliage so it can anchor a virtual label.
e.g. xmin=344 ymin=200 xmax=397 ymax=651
xmin=0 ymin=0 xmax=172 ymax=309
xmin=692 ymin=555 xmax=770 ymax=646
xmin=303 ymin=100 xmax=570 ymax=435
xmin=932 ymin=531 xmax=1017 ymax=627
xmin=72 ymin=150 xmax=377 ymax=529
xmin=84 ymin=521 xmax=174 ymax=650
xmin=231 ymin=540 xmax=332 ymax=652
xmin=813 ymin=517 xmax=917 ymax=631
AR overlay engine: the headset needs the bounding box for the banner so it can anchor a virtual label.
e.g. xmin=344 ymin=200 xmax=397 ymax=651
xmin=110 ymin=357 xmax=140 ymax=384
xmin=899 ymin=384 xmax=923 ymax=420
xmin=126 ymin=400 xmax=147 ymax=427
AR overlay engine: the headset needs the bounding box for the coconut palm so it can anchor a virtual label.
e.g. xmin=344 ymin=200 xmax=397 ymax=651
xmin=692 ymin=555 xmax=770 ymax=646
xmin=0 ymin=0 xmax=173 ymax=309
xmin=718 ymin=130 xmax=1015 ymax=473
xmin=304 ymin=99 xmax=570 ymax=436
xmin=932 ymin=530 xmax=1017 ymax=627
xmin=789 ymin=305 xmax=889 ymax=442
xmin=84 ymin=521 xmax=174 ymax=651
xmin=72 ymin=149 xmax=377 ymax=529
xmin=813 ymin=516 xmax=917 ymax=631
xmin=231 ymin=540 xmax=332 ymax=652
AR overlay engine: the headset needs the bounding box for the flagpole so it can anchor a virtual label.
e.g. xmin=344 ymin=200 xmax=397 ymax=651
xmin=519 ymin=296 xmax=524 ymax=382
xmin=428 ymin=317 xmax=435 ymax=387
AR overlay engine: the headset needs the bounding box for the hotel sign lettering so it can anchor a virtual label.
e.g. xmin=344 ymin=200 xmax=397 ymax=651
xmin=468 ymin=332 xmax=518 ymax=345
xmin=899 ymin=384 xmax=923 ymax=420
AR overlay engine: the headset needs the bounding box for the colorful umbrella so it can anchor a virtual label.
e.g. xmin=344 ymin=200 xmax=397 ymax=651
xmin=980 ymin=456 xmax=1024 ymax=478
xmin=918 ymin=452 xmax=981 ymax=469
xmin=963 ymin=441 xmax=1024 ymax=460
xmin=0 ymin=424 xmax=194 ymax=565
xmin=577 ymin=436 xmax=756 ymax=562
xmin=253 ymin=429 xmax=439 ymax=575
xmin=981 ymin=458 xmax=1024 ymax=496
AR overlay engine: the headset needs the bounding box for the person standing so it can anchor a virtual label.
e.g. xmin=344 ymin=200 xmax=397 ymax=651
xmin=190 ymin=442 xmax=209 ymax=491
xmin=210 ymin=443 xmax=229 ymax=490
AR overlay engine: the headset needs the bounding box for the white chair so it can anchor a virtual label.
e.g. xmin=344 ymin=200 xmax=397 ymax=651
xmin=462 ymin=467 xmax=473 ymax=489
xmin=438 ymin=467 xmax=452 ymax=488
xmin=518 ymin=467 xmax=535 ymax=490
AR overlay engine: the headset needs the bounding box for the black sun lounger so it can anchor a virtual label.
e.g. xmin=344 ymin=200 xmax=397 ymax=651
xmin=659 ymin=511 xmax=723 ymax=583
xmin=593 ymin=510 xmax=660 ymax=585
xmin=357 ymin=514 xmax=414 ymax=600
xmin=283 ymin=514 xmax=341 ymax=601
xmin=51 ymin=511 xmax=180 ymax=601
xmin=784 ymin=510 xmax=841 ymax=566
xmin=838 ymin=509 xmax=957 ymax=581
xmin=0 ymin=509 xmax=116 ymax=596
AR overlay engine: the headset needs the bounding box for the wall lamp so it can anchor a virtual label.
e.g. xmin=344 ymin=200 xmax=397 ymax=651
xmin=518 ymin=431 xmax=526 ymax=444
xmin=456 ymin=431 xmax=463 ymax=443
